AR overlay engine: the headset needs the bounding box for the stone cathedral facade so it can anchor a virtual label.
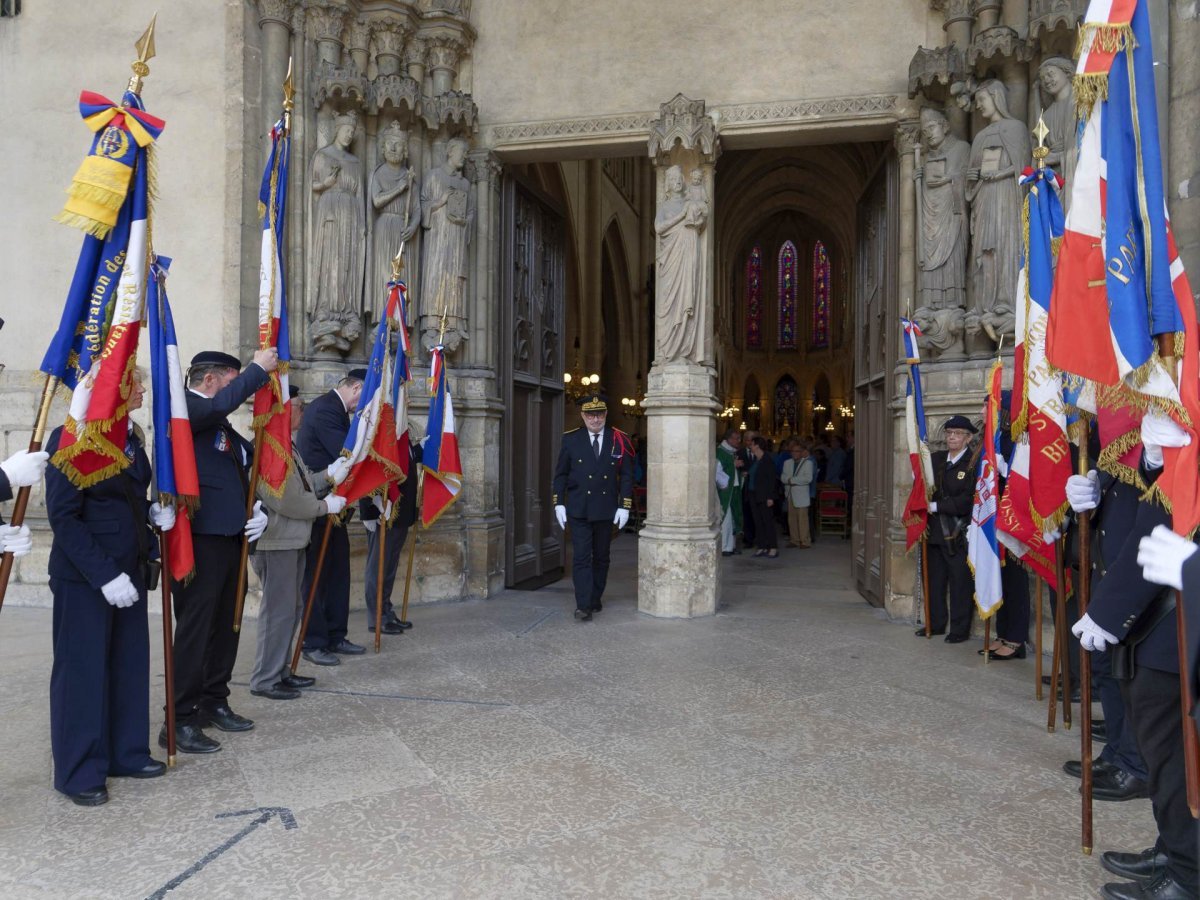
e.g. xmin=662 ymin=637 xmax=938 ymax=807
xmin=1 ymin=1 xmax=1197 ymax=620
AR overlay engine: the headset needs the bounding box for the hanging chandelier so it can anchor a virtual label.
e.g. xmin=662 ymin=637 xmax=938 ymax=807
xmin=563 ymin=336 xmax=600 ymax=403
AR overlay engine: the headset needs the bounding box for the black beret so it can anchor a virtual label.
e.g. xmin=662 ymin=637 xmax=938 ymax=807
xmin=944 ymin=414 xmax=978 ymax=434
xmin=347 ymin=367 xmax=368 ymax=381
xmin=288 ymin=385 xmax=301 ymax=399
xmin=190 ymin=350 xmax=241 ymax=371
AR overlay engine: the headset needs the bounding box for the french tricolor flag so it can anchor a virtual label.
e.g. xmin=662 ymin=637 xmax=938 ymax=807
xmin=251 ymin=114 xmax=292 ymax=496
xmin=148 ymin=258 xmax=199 ymax=583
xmin=900 ymin=318 xmax=932 ymax=552
xmin=421 ymin=345 xmax=462 ymax=528
xmin=968 ymin=360 xmax=1004 ymax=619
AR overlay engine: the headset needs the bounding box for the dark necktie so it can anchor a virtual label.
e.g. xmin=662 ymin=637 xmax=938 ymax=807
xmin=593 ymin=432 xmax=601 ymax=459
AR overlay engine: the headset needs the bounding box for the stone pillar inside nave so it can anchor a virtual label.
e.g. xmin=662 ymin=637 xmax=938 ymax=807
xmin=638 ymin=95 xmax=721 ymax=619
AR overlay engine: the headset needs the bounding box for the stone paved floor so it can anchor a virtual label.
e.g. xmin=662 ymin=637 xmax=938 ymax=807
xmin=0 ymin=536 xmax=1155 ymax=899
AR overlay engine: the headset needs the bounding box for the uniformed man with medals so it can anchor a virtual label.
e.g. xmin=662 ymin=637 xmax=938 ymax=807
xmin=552 ymin=393 xmax=634 ymax=621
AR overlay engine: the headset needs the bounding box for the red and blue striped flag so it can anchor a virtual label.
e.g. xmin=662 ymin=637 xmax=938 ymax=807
xmin=901 ymin=318 xmax=932 ymax=551
xmin=968 ymin=360 xmax=1004 ymax=619
xmin=421 ymin=345 xmax=462 ymax=527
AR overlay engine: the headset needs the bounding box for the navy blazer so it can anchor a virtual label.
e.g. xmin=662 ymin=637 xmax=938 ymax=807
xmin=297 ymin=390 xmax=351 ymax=473
xmin=1181 ymin=550 xmax=1200 ymax=709
xmin=188 ymin=364 xmax=268 ymax=537
xmin=0 ymin=469 xmax=11 ymax=504
xmin=552 ymin=427 xmax=634 ymax=522
xmin=927 ymin=448 xmax=975 ymax=546
xmin=45 ymin=426 xmax=154 ymax=589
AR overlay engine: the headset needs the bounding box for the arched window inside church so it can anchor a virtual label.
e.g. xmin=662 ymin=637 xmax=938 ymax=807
xmin=812 ymin=240 xmax=831 ymax=348
xmin=746 ymin=245 xmax=763 ymax=349
xmin=777 ymin=240 xmax=797 ymax=350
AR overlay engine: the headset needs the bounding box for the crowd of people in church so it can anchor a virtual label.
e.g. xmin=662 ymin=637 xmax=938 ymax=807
xmin=715 ymin=427 xmax=853 ymax=558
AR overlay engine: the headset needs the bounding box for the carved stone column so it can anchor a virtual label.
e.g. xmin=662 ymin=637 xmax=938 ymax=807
xmin=639 ymin=95 xmax=722 ymax=619
xmin=258 ymin=0 xmax=294 ymax=142
xmin=895 ymin=119 xmax=919 ymax=320
xmin=935 ymin=0 xmax=975 ymax=138
xmin=345 ymin=17 xmax=370 ymax=75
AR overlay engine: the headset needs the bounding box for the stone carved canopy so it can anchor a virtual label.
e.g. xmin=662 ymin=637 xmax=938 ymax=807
xmin=648 ymin=95 xmax=719 ymax=165
xmin=908 ymin=46 xmax=966 ymax=98
xmin=967 ymin=25 xmax=1030 ymax=68
xmin=371 ymin=75 xmax=422 ymax=116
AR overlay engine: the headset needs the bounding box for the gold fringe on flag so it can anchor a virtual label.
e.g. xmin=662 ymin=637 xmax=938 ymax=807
xmin=53 ymin=155 xmax=135 ymax=238
xmin=1073 ymin=23 xmax=1136 ymax=120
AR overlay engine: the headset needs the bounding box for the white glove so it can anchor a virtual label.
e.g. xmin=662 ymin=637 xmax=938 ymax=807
xmin=1042 ymin=526 xmax=1062 ymax=545
xmin=150 ymin=501 xmax=176 ymax=532
xmin=1071 ymin=613 xmax=1119 ymax=652
xmin=326 ymin=456 xmax=351 ymax=486
xmin=614 ymin=508 xmax=630 ymax=530
xmin=928 ymin=501 xmax=938 ymax=513
xmin=1137 ymin=524 xmax=1199 ymax=592
xmin=362 ymin=516 xmax=378 ymax=533
xmin=1142 ymin=409 xmax=1191 ymax=469
xmin=100 ymin=572 xmax=138 ymax=609
xmin=245 ymin=500 xmax=268 ymax=542
xmin=0 ymin=449 xmax=49 ymax=488
xmin=0 ymin=524 xmax=32 ymax=557
xmin=1066 ymin=470 xmax=1100 ymax=513
xmin=555 ymin=505 xmax=567 ymax=529
xmin=324 ymin=494 xmax=347 ymax=516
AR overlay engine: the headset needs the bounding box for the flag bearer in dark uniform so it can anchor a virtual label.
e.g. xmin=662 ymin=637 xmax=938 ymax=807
xmin=552 ymin=393 xmax=634 ymax=622
xmin=297 ymin=368 xmax=365 ymax=663
xmin=918 ymin=414 xmax=977 ymax=643
xmin=45 ymin=371 xmax=175 ymax=805
xmin=163 ymin=349 xmax=274 ymax=754
xmin=360 ymin=436 xmax=421 ymax=635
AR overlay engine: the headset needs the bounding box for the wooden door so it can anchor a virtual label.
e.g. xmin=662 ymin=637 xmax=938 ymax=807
xmin=501 ymin=176 xmax=567 ymax=588
xmin=851 ymin=156 xmax=897 ymax=606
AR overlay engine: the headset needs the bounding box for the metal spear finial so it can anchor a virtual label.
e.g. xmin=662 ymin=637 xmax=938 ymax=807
xmin=1032 ymin=115 xmax=1050 ymax=170
xmin=128 ymin=14 xmax=158 ymax=95
xmin=281 ymin=57 xmax=295 ymax=133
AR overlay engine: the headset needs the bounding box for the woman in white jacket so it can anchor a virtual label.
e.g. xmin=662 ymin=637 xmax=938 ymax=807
xmin=780 ymin=441 xmax=814 ymax=548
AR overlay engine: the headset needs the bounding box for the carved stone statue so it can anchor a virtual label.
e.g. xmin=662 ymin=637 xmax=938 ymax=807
xmin=654 ymin=164 xmax=709 ymax=364
xmin=369 ymin=121 xmax=419 ymax=325
xmin=1038 ymin=56 xmax=1077 ymax=208
xmin=965 ymin=80 xmax=1030 ymax=346
xmin=419 ymin=138 xmax=474 ymax=352
xmin=309 ymin=111 xmax=366 ymax=354
xmin=915 ymin=108 xmax=970 ymax=313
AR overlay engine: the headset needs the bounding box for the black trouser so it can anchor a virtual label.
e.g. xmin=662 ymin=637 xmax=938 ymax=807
xmin=569 ymin=517 xmax=612 ymax=612
xmin=171 ymin=534 xmax=241 ymax=723
xmin=750 ymin=500 xmax=778 ymax=551
xmin=1048 ymin=585 xmax=1081 ymax=686
xmin=364 ymin=522 xmax=408 ymax=625
xmin=1095 ymin=649 xmax=1148 ymax=779
xmin=927 ymin=539 xmax=973 ymax=637
xmin=1121 ymin=666 xmax=1199 ymax=889
xmin=302 ymin=520 xmax=350 ymax=650
xmin=742 ymin=491 xmax=756 ymax=544
xmin=994 ymin=562 xmax=1030 ymax=644
xmin=50 ymin=576 xmax=151 ymax=794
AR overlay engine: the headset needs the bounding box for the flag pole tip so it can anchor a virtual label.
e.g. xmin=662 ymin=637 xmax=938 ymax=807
xmin=1083 ymin=846 xmax=1092 ymax=856
xmin=128 ymin=14 xmax=158 ymax=93
xmin=167 ymin=754 xmax=176 ymax=768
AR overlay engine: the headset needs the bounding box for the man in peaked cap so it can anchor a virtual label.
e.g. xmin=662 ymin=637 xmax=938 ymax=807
xmin=552 ymin=392 xmax=634 ymax=622
xmin=296 ymin=367 xmax=365 ymax=664
xmin=161 ymin=347 xmax=276 ymax=755
xmin=918 ymin=414 xmax=978 ymax=643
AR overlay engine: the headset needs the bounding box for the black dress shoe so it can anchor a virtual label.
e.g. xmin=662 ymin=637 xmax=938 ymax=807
xmin=1088 ymin=766 xmax=1150 ymax=801
xmin=330 ymin=639 xmax=366 ymax=655
xmin=159 ymin=723 xmax=221 ymax=754
xmin=988 ymin=643 xmax=1027 ymax=660
xmin=722 ymin=551 xmax=734 ymax=556
xmin=368 ymin=619 xmax=404 ymax=634
xmin=915 ymin=628 xmax=946 ymax=637
xmin=1101 ymin=847 xmax=1170 ymax=885
xmin=303 ymin=648 xmax=340 ymax=666
xmin=591 ymin=601 xmax=602 ymax=613
xmin=944 ymin=633 xmax=970 ymax=644
xmin=1103 ymin=873 xmax=1197 ymax=900
xmin=574 ymin=609 xmax=592 ymax=622
xmin=201 ymin=704 xmax=255 ymax=733
xmin=279 ymin=674 xmax=315 ymax=689
xmin=1062 ymin=758 xmax=1115 ymax=779
xmin=1093 ymin=718 xmax=1108 ymax=740
xmin=251 ymin=685 xmax=301 ymax=700
xmin=67 ymin=787 xmax=109 ymax=807
xmin=112 ymin=760 xmax=167 ymax=779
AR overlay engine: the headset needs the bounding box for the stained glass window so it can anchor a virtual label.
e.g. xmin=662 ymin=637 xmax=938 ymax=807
xmin=746 ymin=245 xmax=763 ymax=349
xmin=777 ymin=241 xmax=797 ymax=350
xmin=812 ymin=240 xmax=830 ymax=348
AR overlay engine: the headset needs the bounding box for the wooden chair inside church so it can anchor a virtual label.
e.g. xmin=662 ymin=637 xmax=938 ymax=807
xmin=816 ymin=486 xmax=849 ymax=538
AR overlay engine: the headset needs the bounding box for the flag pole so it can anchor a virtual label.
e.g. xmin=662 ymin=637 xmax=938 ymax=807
xmin=1035 ymin=577 xmax=1044 ymax=701
xmin=398 ymin=469 xmax=423 ymax=630
xmin=0 ymin=376 xmax=59 ymax=615
xmin=290 ymin=515 xmax=334 ymax=675
xmin=1075 ymin=431 xmax=1093 ymax=854
xmin=374 ymin=513 xmax=387 ymax=654
xmin=234 ymin=60 xmax=295 ymax=633
xmin=158 ymin=531 xmax=177 ymax=766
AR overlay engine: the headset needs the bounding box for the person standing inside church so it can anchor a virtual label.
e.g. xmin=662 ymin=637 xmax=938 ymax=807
xmin=297 ymin=368 xmax=366 ymax=663
xmin=745 ymin=436 xmax=779 ymax=558
xmin=918 ymin=415 xmax=976 ymax=642
xmin=780 ymin=440 xmax=814 ymax=548
xmin=715 ymin=428 xmax=743 ymax=556
xmin=553 ymin=393 xmax=634 ymax=622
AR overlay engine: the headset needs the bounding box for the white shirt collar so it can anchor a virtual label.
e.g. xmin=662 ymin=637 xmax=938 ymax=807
xmin=948 ymin=447 xmax=968 ymax=466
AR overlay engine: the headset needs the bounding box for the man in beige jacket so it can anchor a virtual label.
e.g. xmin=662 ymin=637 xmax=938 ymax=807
xmin=250 ymin=395 xmax=350 ymax=699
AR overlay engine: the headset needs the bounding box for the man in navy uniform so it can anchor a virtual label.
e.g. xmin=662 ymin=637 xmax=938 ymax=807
xmin=163 ymin=349 xmax=274 ymax=754
xmin=1070 ymin=410 xmax=1200 ymax=900
xmin=0 ymin=447 xmax=48 ymax=555
xmin=552 ymin=393 xmax=634 ymax=621
xmin=919 ymin=414 xmax=977 ymax=643
xmin=360 ymin=435 xmax=421 ymax=635
xmin=297 ymin=368 xmax=365 ymax=663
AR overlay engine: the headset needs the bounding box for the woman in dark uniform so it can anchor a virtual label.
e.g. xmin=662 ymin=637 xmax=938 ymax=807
xmin=45 ymin=370 xmax=173 ymax=805
xmin=746 ymin=435 xmax=780 ymax=558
